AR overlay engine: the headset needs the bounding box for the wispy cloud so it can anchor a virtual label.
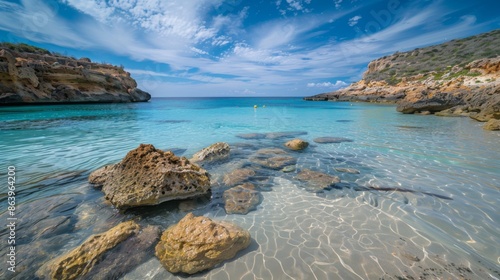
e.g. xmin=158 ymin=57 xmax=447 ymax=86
xmin=307 ymin=81 xmax=348 ymax=88
xmin=348 ymin=15 xmax=362 ymax=26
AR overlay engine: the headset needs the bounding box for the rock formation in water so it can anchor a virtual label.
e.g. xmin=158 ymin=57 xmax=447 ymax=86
xmin=190 ymin=142 xmax=231 ymax=163
xmin=0 ymin=43 xmax=150 ymax=104
xmin=37 ymin=221 xmax=141 ymax=280
xmin=155 ymin=212 xmax=251 ymax=274
xmin=223 ymin=183 xmax=260 ymax=214
xmin=304 ymin=29 xmax=500 ymax=130
xmin=295 ymin=169 xmax=341 ymax=192
xmin=89 ymin=144 xmax=211 ymax=209
xmin=284 ymin=138 xmax=309 ymax=151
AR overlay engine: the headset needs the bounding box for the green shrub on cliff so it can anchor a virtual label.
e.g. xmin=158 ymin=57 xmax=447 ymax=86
xmin=0 ymin=42 xmax=50 ymax=55
xmin=364 ymin=29 xmax=500 ymax=82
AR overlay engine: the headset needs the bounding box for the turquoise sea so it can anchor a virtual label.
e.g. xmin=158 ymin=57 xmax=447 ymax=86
xmin=1 ymin=97 xmax=499 ymax=279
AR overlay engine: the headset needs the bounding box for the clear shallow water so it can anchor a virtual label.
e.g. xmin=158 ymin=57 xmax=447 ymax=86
xmin=0 ymin=97 xmax=499 ymax=279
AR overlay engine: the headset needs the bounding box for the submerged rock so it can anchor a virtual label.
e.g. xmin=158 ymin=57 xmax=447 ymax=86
xmin=82 ymin=225 xmax=160 ymax=280
xmin=295 ymin=169 xmax=341 ymax=192
xmin=265 ymin=131 xmax=308 ymax=139
xmin=284 ymin=138 xmax=309 ymax=151
xmin=223 ymin=183 xmax=260 ymax=214
xmin=251 ymin=155 xmax=297 ymax=170
xmin=281 ymin=165 xmax=296 ymax=173
xmin=313 ymin=137 xmax=354 ymax=144
xmin=483 ymin=119 xmax=500 ymax=131
xmin=38 ymin=221 xmax=140 ymax=280
xmin=255 ymin=147 xmax=288 ymax=155
xmin=236 ymin=133 xmax=266 ymax=139
xmin=190 ymin=142 xmax=230 ymax=163
xmin=334 ymin=167 xmax=361 ymax=174
xmin=155 ymin=213 xmax=251 ymax=274
xmin=88 ymin=144 xmax=210 ymax=209
xmin=223 ymin=168 xmax=255 ymax=186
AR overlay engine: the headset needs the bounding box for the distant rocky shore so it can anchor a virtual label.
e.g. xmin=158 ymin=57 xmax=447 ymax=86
xmin=305 ymin=29 xmax=500 ymax=131
xmin=0 ymin=43 xmax=150 ymax=104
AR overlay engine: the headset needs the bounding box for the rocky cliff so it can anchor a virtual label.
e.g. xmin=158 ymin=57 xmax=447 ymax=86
xmin=0 ymin=43 xmax=150 ymax=104
xmin=305 ymin=29 xmax=500 ymax=130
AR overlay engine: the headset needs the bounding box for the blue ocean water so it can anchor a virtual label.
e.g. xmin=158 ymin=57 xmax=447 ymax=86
xmin=0 ymin=98 xmax=499 ymax=279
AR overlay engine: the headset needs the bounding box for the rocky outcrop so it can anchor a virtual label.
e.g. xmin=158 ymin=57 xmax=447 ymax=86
xmin=190 ymin=142 xmax=230 ymax=163
xmin=304 ymin=30 xmax=500 ymax=130
xmin=155 ymin=213 xmax=251 ymax=274
xmin=295 ymin=169 xmax=340 ymax=192
xmin=284 ymin=139 xmax=309 ymax=151
xmin=483 ymin=119 xmax=500 ymax=130
xmin=88 ymin=144 xmax=210 ymax=209
xmin=0 ymin=46 xmax=150 ymax=104
xmin=223 ymin=183 xmax=260 ymax=214
xmin=37 ymin=221 xmax=140 ymax=280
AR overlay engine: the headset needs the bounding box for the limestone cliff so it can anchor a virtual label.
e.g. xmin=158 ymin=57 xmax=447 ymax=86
xmin=305 ymin=29 xmax=500 ymax=129
xmin=0 ymin=43 xmax=150 ymax=104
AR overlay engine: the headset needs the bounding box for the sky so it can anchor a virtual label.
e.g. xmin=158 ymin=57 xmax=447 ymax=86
xmin=0 ymin=0 xmax=499 ymax=97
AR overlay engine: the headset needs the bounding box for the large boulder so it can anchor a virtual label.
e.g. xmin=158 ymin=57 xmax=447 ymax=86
xmin=223 ymin=183 xmax=260 ymax=214
xmin=155 ymin=213 xmax=251 ymax=274
xmin=295 ymin=169 xmax=341 ymax=192
xmin=88 ymin=144 xmax=210 ymax=209
xmin=284 ymin=138 xmax=309 ymax=151
xmin=38 ymin=221 xmax=140 ymax=280
xmin=190 ymin=142 xmax=230 ymax=163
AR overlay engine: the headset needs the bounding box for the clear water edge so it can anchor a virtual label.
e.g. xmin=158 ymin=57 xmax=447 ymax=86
xmin=0 ymin=97 xmax=499 ymax=279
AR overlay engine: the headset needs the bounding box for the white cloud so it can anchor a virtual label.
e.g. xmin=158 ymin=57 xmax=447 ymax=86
xmin=307 ymin=81 xmax=348 ymax=88
xmin=348 ymin=15 xmax=362 ymax=26
xmin=61 ymin=0 xmax=115 ymax=23
xmin=334 ymin=0 xmax=343 ymax=9
xmin=276 ymin=0 xmax=312 ymax=15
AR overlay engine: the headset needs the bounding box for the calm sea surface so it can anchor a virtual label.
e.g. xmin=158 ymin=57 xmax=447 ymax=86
xmin=0 ymin=97 xmax=499 ymax=279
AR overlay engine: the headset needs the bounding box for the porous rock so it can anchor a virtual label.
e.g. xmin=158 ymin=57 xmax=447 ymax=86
xmin=89 ymin=144 xmax=210 ymax=209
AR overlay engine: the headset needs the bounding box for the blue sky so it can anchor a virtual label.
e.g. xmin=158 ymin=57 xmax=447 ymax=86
xmin=0 ymin=0 xmax=499 ymax=97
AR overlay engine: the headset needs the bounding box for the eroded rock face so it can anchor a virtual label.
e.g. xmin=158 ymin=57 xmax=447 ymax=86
xmin=155 ymin=213 xmax=251 ymax=274
xmin=284 ymin=139 xmax=309 ymax=151
xmin=295 ymin=169 xmax=340 ymax=192
xmin=89 ymin=144 xmax=211 ymax=209
xmin=190 ymin=142 xmax=230 ymax=163
xmin=223 ymin=183 xmax=260 ymax=214
xmin=38 ymin=221 xmax=140 ymax=280
xmin=0 ymin=47 xmax=150 ymax=104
